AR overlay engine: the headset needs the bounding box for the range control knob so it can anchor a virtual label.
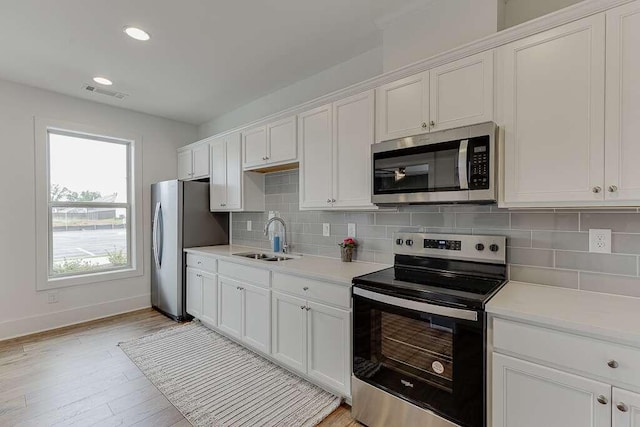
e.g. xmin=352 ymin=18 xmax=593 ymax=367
xmin=475 ymin=243 xmax=485 ymax=251
xmin=395 ymin=238 xmax=404 ymax=245
xmin=489 ymin=244 xmax=500 ymax=252
xmin=405 ymin=239 xmax=414 ymax=246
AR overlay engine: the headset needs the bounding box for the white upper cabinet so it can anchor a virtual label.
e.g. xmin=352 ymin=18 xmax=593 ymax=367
xmin=429 ymin=51 xmax=494 ymax=132
xmin=299 ymin=91 xmax=376 ymax=210
xmin=499 ymin=14 xmax=606 ymax=206
xmin=332 ymin=90 xmax=375 ymax=209
xmin=376 ymin=71 xmax=429 ymax=142
xmin=614 ymin=388 xmax=640 ymax=427
xmin=210 ymin=132 xmax=265 ymax=212
xmin=299 ymin=104 xmax=334 ymax=209
xmin=243 ymin=115 xmax=297 ymax=170
xmin=605 ymin=1 xmax=640 ymax=202
xmin=178 ymin=142 xmax=209 ymax=181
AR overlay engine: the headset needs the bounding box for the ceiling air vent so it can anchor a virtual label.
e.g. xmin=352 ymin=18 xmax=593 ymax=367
xmin=82 ymin=84 xmax=128 ymax=100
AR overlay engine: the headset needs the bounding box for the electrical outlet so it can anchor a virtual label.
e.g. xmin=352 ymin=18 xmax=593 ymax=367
xmin=47 ymin=291 xmax=59 ymax=304
xmin=247 ymin=220 xmax=252 ymax=231
xmin=348 ymin=223 xmax=356 ymax=238
xmin=589 ymin=229 xmax=611 ymax=253
xmin=323 ymin=223 xmax=331 ymax=237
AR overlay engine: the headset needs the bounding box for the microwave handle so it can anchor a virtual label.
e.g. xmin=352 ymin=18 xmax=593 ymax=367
xmin=458 ymin=139 xmax=469 ymax=190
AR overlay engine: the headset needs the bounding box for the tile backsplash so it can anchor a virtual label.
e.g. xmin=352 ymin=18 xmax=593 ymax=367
xmin=231 ymin=169 xmax=640 ymax=298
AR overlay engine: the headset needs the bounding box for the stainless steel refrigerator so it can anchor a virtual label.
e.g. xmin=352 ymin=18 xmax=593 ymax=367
xmin=151 ymin=180 xmax=229 ymax=320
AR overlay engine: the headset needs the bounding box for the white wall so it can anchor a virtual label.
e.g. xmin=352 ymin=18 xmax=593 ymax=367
xmin=0 ymin=79 xmax=197 ymax=340
xmin=380 ymin=0 xmax=500 ymax=72
xmin=502 ymin=0 xmax=585 ymax=28
xmin=198 ymin=47 xmax=383 ymax=138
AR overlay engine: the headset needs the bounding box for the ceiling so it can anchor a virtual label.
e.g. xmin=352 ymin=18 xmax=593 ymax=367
xmin=0 ymin=0 xmax=419 ymax=125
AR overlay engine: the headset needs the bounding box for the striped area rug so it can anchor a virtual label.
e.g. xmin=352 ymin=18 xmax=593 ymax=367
xmin=119 ymin=321 xmax=341 ymax=426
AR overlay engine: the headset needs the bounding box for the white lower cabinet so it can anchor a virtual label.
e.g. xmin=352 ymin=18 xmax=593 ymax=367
xmin=200 ymin=272 xmax=217 ymax=327
xmin=272 ymin=291 xmax=351 ymax=396
xmin=492 ymin=353 xmax=611 ymax=427
xmin=614 ymin=388 xmax=640 ymax=427
xmin=217 ymin=276 xmax=243 ymax=339
xmin=186 ymin=267 xmax=203 ymax=318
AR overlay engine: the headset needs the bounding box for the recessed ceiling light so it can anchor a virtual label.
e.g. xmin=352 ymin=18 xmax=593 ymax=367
xmin=93 ymin=77 xmax=113 ymax=86
xmin=123 ymin=26 xmax=151 ymax=41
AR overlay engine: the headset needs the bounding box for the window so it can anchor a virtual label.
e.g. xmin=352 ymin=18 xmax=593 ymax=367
xmin=35 ymin=119 xmax=143 ymax=289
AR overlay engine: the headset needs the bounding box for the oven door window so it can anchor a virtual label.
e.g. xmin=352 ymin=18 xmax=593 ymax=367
xmin=353 ymin=293 xmax=484 ymax=427
xmin=373 ymin=140 xmax=463 ymax=195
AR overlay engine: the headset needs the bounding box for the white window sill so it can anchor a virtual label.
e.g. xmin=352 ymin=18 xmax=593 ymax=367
xmin=39 ymin=266 xmax=144 ymax=291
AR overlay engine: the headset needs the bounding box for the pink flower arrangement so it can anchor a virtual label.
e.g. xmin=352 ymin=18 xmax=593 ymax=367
xmin=339 ymin=237 xmax=357 ymax=249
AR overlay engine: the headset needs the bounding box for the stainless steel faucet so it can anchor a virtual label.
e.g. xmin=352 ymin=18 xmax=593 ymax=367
xmin=263 ymin=216 xmax=289 ymax=253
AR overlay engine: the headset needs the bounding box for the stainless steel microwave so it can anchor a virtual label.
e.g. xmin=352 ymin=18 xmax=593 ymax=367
xmin=371 ymin=122 xmax=498 ymax=205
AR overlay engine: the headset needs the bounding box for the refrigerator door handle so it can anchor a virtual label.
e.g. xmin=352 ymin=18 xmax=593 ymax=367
xmin=153 ymin=202 xmax=163 ymax=269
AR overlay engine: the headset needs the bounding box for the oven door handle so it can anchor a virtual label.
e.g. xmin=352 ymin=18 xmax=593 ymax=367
xmin=458 ymin=139 xmax=469 ymax=190
xmin=353 ymin=287 xmax=478 ymax=321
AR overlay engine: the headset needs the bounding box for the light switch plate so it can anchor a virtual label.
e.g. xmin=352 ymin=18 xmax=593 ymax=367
xmin=589 ymin=229 xmax=611 ymax=253
xmin=348 ymin=223 xmax=356 ymax=238
xmin=247 ymin=220 xmax=252 ymax=231
xmin=323 ymin=223 xmax=331 ymax=237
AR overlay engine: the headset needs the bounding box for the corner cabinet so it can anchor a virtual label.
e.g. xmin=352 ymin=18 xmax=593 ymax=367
xmin=242 ymin=115 xmax=297 ymax=170
xmin=210 ymin=132 xmax=265 ymax=212
xmin=178 ymin=141 xmax=210 ymax=181
xmin=299 ymin=90 xmax=376 ymax=210
xmin=375 ymin=51 xmax=494 ymax=142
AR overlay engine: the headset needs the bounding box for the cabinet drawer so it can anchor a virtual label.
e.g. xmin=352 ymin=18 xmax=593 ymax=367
xmin=218 ymin=260 xmax=270 ymax=288
xmin=272 ymin=273 xmax=350 ymax=309
xmin=186 ymin=253 xmax=217 ymax=272
xmin=493 ymin=317 xmax=640 ymax=388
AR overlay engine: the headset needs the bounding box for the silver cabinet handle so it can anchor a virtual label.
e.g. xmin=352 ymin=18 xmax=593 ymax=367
xmin=430 ymin=120 xmax=435 ymax=127
xmin=609 ymin=185 xmax=618 ymax=193
xmin=608 ymin=360 xmax=619 ymax=369
xmin=197 ymin=261 xmax=202 ymax=265
xmin=265 ymin=156 xmax=270 ymax=160
xmin=597 ymin=395 xmax=608 ymax=405
xmin=305 ymin=306 xmax=311 ymax=311
xmin=421 ymin=122 xmax=427 ymax=129
xmin=236 ymin=286 xmax=244 ymax=291
xmin=617 ymin=402 xmax=629 ymax=412
xmin=331 ymin=198 xmax=336 ymax=203
xmin=303 ymin=287 xmax=309 ymax=291
xmin=458 ymin=139 xmax=469 ymax=190
xmin=593 ymin=186 xmax=602 ymax=193
xmin=300 ymin=305 xmax=306 ymax=310
xmin=327 ymin=198 xmax=332 ymax=203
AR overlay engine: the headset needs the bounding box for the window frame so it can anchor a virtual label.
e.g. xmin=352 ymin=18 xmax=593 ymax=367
xmin=35 ymin=118 xmax=144 ymax=290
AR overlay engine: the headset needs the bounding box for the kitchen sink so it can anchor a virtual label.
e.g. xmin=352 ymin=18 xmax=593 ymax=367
xmin=233 ymin=252 xmax=295 ymax=262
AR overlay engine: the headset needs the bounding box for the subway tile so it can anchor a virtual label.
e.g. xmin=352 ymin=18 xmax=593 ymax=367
xmin=399 ymin=205 xmax=440 ymax=213
xmin=345 ymin=213 xmax=375 ymax=225
xmin=290 ymin=233 xmax=315 ymax=245
xmin=265 ymin=194 xmax=282 ymax=204
xmin=290 ymin=223 xmax=304 ymax=234
xmin=410 ymin=213 xmax=456 ymax=228
xmin=359 ymin=238 xmax=392 ymax=253
xmin=581 ymin=213 xmax=640 ymax=233
xmin=317 ymin=212 xmax=347 ymax=224
xmin=511 ymin=213 xmax=579 ymax=231
xmin=456 ymin=213 xmax=510 ymax=229
xmin=291 ymin=243 xmax=319 ymax=255
xmin=386 ymin=226 xmax=421 ymax=238
xmin=317 ymin=246 xmax=340 ymax=259
xmin=303 ymin=223 xmax=323 ymax=235
xmin=613 ymin=234 xmax=640 ymax=255
xmin=555 ymin=251 xmax=637 ymax=275
xmin=440 ymin=205 xmax=492 ymax=213
xmin=507 ymin=248 xmax=554 ymax=267
xmin=420 ymin=227 xmax=472 ymax=234
xmin=282 ymin=193 xmax=299 ymax=203
xmin=357 ymin=225 xmax=388 ymax=238
xmin=374 ymin=252 xmax=394 ymax=264
xmin=375 ymin=213 xmax=411 ymax=226
xmin=531 ymin=231 xmax=589 ymax=251
xmin=509 ymin=265 xmax=579 ymax=289
xmin=312 ymin=235 xmax=340 ymax=247
xmin=354 ymin=250 xmax=376 ymax=263
xmin=473 ymin=229 xmax=531 ymax=248
xmin=332 ymin=224 xmax=348 ymax=236
xmin=580 ymin=272 xmax=640 ymax=297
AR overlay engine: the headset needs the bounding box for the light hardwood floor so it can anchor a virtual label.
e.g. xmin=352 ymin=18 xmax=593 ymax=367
xmin=0 ymin=309 xmax=359 ymax=426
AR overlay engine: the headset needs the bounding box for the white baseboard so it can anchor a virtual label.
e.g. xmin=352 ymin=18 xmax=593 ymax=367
xmin=0 ymin=294 xmax=151 ymax=341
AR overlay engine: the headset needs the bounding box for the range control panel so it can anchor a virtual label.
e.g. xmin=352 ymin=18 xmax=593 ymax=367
xmin=393 ymin=232 xmax=506 ymax=264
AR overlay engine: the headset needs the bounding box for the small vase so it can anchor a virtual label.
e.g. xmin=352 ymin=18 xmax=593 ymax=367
xmin=341 ymin=246 xmax=354 ymax=262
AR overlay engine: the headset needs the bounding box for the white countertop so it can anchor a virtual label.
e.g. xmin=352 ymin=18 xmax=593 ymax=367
xmin=184 ymin=245 xmax=390 ymax=285
xmin=487 ymin=281 xmax=640 ymax=347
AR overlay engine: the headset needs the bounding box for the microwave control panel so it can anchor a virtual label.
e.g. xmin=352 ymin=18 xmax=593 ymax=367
xmin=468 ymin=136 xmax=490 ymax=190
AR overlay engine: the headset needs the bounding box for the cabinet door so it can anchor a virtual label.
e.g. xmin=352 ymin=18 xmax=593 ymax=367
xmin=242 ymin=125 xmax=267 ymax=169
xmin=217 ymin=277 xmax=242 ymax=339
xmin=177 ymin=149 xmax=193 ymax=180
xmin=192 ymin=143 xmax=210 ymax=179
xmin=500 ymin=15 xmax=606 ymax=205
xmin=267 ymin=115 xmax=297 ymax=165
xmin=605 ymin=1 xmax=640 ymax=202
xmin=209 ymin=139 xmax=227 ymax=211
xmin=333 ymin=90 xmax=375 ymax=209
xmin=375 ymin=71 xmax=429 ymax=142
xmin=299 ymin=104 xmax=334 ymax=209
xmin=200 ymin=272 xmax=217 ymax=327
xmin=185 ymin=267 xmax=202 ymax=318
xmin=272 ymin=291 xmax=307 ymax=373
xmin=614 ymin=388 xmax=640 ymax=427
xmin=307 ymin=301 xmax=350 ymax=396
xmin=241 ymin=283 xmax=270 ymax=354
xmin=225 ymin=133 xmax=243 ymax=210
xmin=430 ymin=50 xmax=494 ymax=132
xmin=492 ymin=353 xmax=611 ymax=427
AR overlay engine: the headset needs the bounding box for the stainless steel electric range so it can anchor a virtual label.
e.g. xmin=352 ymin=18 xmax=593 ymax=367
xmin=351 ymin=232 xmax=507 ymax=427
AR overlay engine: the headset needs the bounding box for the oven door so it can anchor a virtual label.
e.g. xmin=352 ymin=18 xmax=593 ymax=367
xmin=353 ymin=287 xmax=485 ymax=427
